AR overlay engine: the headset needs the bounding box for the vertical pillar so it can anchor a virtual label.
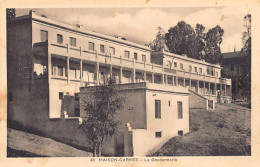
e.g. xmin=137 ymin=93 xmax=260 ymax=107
xmin=119 ymin=66 xmax=123 ymax=83
xmin=172 ymin=75 xmax=174 ymax=86
xmin=165 ymin=74 xmax=167 ymax=85
xmin=80 ymin=59 xmax=83 ymax=86
xmin=132 ymin=68 xmax=136 ymax=83
xmin=48 ymin=48 xmax=52 ymax=84
xmin=209 ymin=82 xmax=211 ymax=98
xmin=189 ymin=79 xmax=191 ymax=89
xmin=203 ymin=81 xmax=206 ymax=95
xmin=110 ymin=64 xmax=113 ymax=77
xmin=220 ymin=83 xmax=222 ymax=96
xmin=144 ymin=71 xmax=146 ymax=82
xmin=197 ymin=80 xmax=199 ymax=93
xmin=224 ymin=84 xmax=227 ymax=96
xmin=162 ymin=74 xmax=165 ymax=84
xmin=66 ymin=57 xmax=70 ymax=85
xmin=176 ymin=76 xmax=178 ymax=86
xmin=215 ymin=83 xmax=217 ymax=96
xmin=95 ymin=62 xmax=99 ymax=86
xmin=183 ymin=78 xmax=186 ymax=87
xmin=152 ymin=72 xmax=155 ymax=83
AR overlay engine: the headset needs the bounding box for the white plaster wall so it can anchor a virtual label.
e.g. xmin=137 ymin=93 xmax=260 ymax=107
xmin=32 ymin=22 xmax=150 ymax=64
xmin=131 ymin=90 xmax=189 ymax=156
xmin=49 ymin=79 xmax=81 ymax=118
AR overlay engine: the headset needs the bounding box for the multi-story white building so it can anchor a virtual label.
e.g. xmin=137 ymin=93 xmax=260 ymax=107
xmin=7 ymin=10 xmax=231 ymax=156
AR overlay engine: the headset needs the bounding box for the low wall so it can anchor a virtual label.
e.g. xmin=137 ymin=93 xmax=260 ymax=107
xmin=189 ymin=92 xmax=208 ymax=110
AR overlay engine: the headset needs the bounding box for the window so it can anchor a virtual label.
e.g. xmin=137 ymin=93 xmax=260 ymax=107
xmin=109 ymin=47 xmax=115 ymax=55
xmin=177 ymin=101 xmax=183 ymax=119
xmin=169 ymin=100 xmax=171 ymax=107
xmin=207 ymin=68 xmax=210 ymax=75
xmin=59 ymin=92 xmax=63 ymax=100
xmin=8 ymin=91 xmax=13 ymax=101
xmin=75 ymin=108 xmax=80 ymax=117
xmin=178 ymin=130 xmax=183 ymax=136
xmin=194 ymin=67 xmax=197 ymax=73
xmin=180 ymin=63 xmax=184 ymax=70
xmin=88 ymin=42 xmax=95 ymax=51
xmin=134 ymin=52 xmax=138 ymax=60
xmin=124 ymin=50 xmax=130 ymax=58
xmin=57 ymin=66 xmax=63 ymax=76
xmin=71 ymin=67 xmax=77 ymax=78
xmin=155 ymin=100 xmax=161 ymax=118
xmin=100 ymin=44 xmax=105 ymax=53
xmin=189 ymin=65 xmax=192 ymax=72
xmin=70 ymin=37 xmax=76 ymax=46
xmin=142 ymin=55 xmax=146 ymax=62
xmin=40 ymin=30 xmax=48 ymax=42
xmin=155 ymin=132 xmax=162 ymax=138
xmin=231 ymin=64 xmax=234 ymax=71
xmin=199 ymin=68 xmax=202 ymax=74
xmin=174 ymin=62 xmax=177 ymax=68
xmin=57 ymin=34 xmax=63 ymax=44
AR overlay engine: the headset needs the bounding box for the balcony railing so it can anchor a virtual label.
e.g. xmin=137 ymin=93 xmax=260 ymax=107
xmin=33 ymin=41 xmax=231 ymax=85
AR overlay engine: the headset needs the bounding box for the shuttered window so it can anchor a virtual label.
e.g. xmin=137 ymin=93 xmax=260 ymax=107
xmin=155 ymin=100 xmax=161 ymax=118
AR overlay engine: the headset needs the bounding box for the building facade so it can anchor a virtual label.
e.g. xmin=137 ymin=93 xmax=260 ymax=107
xmin=222 ymin=51 xmax=247 ymax=101
xmin=7 ymin=10 xmax=231 ymax=156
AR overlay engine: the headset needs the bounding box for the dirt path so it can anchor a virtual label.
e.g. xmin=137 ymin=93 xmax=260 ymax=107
xmin=7 ymin=128 xmax=92 ymax=157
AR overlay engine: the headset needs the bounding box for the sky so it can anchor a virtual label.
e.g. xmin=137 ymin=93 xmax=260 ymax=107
xmin=16 ymin=7 xmax=250 ymax=53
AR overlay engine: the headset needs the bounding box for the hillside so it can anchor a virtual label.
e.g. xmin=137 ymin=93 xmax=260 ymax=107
xmin=7 ymin=128 xmax=92 ymax=157
xmin=153 ymin=103 xmax=251 ymax=156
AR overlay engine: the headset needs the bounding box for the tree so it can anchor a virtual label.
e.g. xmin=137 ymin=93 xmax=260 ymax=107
xmin=6 ymin=8 xmax=16 ymax=20
xmin=204 ymin=25 xmax=224 ymax=64
xmin=165 ymin=21 xmax=196 ymax=58
xmin=194 ymin=24 xmax=206 ymax=60
xmin=163 ymin=21 xmax=224 ymax=64
xmin=150 ymin=27 xmax=166 ymax=51
xmin=79 ymin=77 xmax=124 ymax=157
xmin=239 ymin=14 xmax=251 ymax=103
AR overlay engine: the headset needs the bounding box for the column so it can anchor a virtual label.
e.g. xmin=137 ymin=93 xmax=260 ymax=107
xmin=224 ymin=84 xmax=227 ymax=96
xmin=132 ymin=68 xmax=136 ymax=83
xmin=143 ymin=71 xmax=146 ymax=82
xmin=119 ymin=66 xmax=123 ymax=83
xmin=165 ymin=74 xmax=167 ymax=85
xmin=220 ymin=83 xmax=222 ymax=96
xmin=66 ymin=57 xmax=70 ymax=85
xmin=110 ymin=64 xmax=113 ymax=77
xmin=80 ymin=59 xmax=83 ymax=86
xmin=48 ymin=48 xmax=52 ymax=84
xmin=209 ymin=82 xmax=211 ymax=98
xmin=172 ymin=75 xmax=174 ymax=86
xmin=162 ymin=74 xmax=165 ymax=84
xmin=152 ymin=72 xmax=155 ymax=83
xmin=197 ymin=80 xmax=199 ymax=93
xmin=183 ymin=78 xmax=186 ymax=87
xmin=189 ymin=79 xmax=191 ymax=89
xmin=215 ymin=83 xmax=217 ymax=96
xmin=203 ymin=81 xmax=206 ymax=95
xmin=95 ymin=62 xmax=99 ymax=86
xmin=176 ymin=76 xmax=178 ymax=86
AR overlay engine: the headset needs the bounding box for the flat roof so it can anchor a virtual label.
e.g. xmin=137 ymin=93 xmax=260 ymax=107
xmin=80 ymin=82 xmax=189 ymax=95
xmin=152 ymin=51 xmax=222 ymax=69
xmin=9 ymin=11 xmax=151 ymax=52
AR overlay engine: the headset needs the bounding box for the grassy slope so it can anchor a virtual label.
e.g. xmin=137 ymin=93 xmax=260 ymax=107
xmin=153 ymin=103 xmax=251 ymax=156
xmin=7 ymin=128 xmax=92 ymax=157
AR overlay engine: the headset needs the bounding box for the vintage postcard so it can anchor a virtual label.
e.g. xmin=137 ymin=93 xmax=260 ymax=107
xmin=0 ymin=0 xmax=260 ymax=167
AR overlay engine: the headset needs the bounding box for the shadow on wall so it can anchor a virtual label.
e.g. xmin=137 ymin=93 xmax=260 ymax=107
xmin=61 ymin=95 xmax=77 ymax=117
